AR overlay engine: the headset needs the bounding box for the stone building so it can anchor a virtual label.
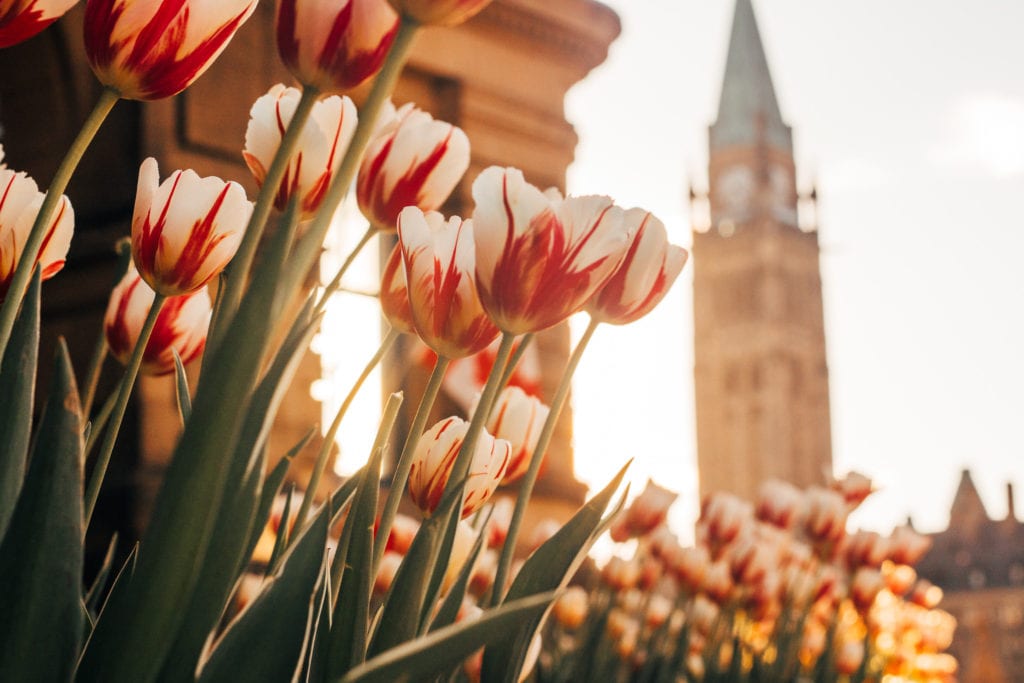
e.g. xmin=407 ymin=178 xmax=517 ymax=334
xmin=0 ymin=1 xmax=618 ymax=561
xmin=692 ymin=0 xmax=833 ymax=501
xmin=916 ymin=470 xmax=1024 ymax=682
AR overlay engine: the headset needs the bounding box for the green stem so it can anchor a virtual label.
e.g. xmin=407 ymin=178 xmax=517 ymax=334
xmin=315 ymin=224 xmax=377 ymax=315
xmin=279 ymin=19 xmax=419 ymax=312
xmin=211 ymin=85 xmax=320 ymax=351
xmin=84 ymin=389 xmax=117 ymax=459
xmin=0 ymin=87 xmax=119 ymax=357
xmin=496 ymin=333 xmax=534 ymax=395
xmin=84 ymin=293 xmax=167 ymax=526
xmin=372 ymin=353 xmax=450 ymax=574
xmin=80 ymin=338 xmax=108 ymax=419
xmin=293 ymin=327 xmax=400 ymax=535
xmin=491 ymin=317 xmax=601 ymax=605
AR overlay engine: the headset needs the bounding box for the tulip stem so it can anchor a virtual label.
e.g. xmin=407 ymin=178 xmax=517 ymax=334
xmin=0 ymin=87 xmax=119 ymax=358
xmin=84 ymin=389 xmax=118 ymax=459
xmin=490 ymin=316 xmax=601 ymax=606
xmin=315 ymin=224 xmax=378 ymax=315
xmin=81 ymin=338 xmax=108 ymax=420
xmin=212 ymin=85 xmax=320 ymax=352
xmin=496 ymin=333 xmax=534 ymax=396
xmin=84 ymin=292 xmax=167 ymax=527
xmin=372 ymin=353 xmax=451 ymax=575
xmin=293 ymin=326 xmax=400 ymax=537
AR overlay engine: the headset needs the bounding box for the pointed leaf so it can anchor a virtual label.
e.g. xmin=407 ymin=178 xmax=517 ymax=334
xmin=84 ymin=533 xmax=119 ymax=616
xmin=0 ymin=340 xmax=83 ymax=681
xmin=198 ymin=506 xmax=329 ymax=683
xmin=482 ymin=462 xmax=630 ymax=682
xmin=267 ymin=484 xmax=296 ymax=576
xmin=0 ymin=268 xmax=40 ymax=535
xmin=341 ymin=593 xmax=556 ymax=683
xmin=172 ymin=348 xmax=192 ymax=425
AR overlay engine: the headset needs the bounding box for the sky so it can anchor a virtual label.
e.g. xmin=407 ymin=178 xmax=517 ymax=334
xmin=565 ymin=0 xmax=1024 ymax=538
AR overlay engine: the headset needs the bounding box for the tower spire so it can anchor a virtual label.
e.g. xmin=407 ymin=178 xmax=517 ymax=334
xmin=711 ymin=0 xmax=792 ymax=152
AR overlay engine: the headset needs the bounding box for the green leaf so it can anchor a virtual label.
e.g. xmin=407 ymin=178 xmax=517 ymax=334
xmin=0 ymin=268 xmax=40 ymax=536
xmin=198 ymin=505 xmax=329 ymax=683
xmin=95 ymin=543 xmax=138 ymax=622
xmin=267 ymin=484 xmax=296 ymax=576
xmin=84 ymin=533 xmax=119 ymax=617
xmin=77 ymin=201 xmax=303 ymax=682
xmin=325 ymin=445 xmax=385 ymax=678
xmin=300 ymin=559 xmax=333 ymax=683
xmin=482 ymin=462 xmax=630 ymax=682
xmin=0 ymin=340 xmax=83 ymax=681
xmin=172 ymin=348 xmax=191 ymax=425
xmin=340 ymin=592 xmax=556 ymax=683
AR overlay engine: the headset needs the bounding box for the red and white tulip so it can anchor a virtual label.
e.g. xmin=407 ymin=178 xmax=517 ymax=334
xmin=0 ymin=0 xmax=78 ymax=48
xmin=480 ymin=386 xmax=548 ymax=484
xmin=380 ymin=243 xmax=416 ymax=334
xmin=84 ymin=0 xmax=257 ymax=100
xmin=610 ymin=479 xmax=678 ymax=542
xmin=407 ymin=416 xmax=511 ymax=518
xmin=277 ymin=0 xmax=398 ymax=94
xmin=104 ymin=269 xmax=210 ymax=375
xmin=586 ymin=209 xmax=687 ymax=325
xmin=131 ymin=157 xmax=252 ymax=296
xmin=471 ymin=166 xmax=630 ymax=335
xmin=397 ymin=207 xmax=498 ymax=358
xmin=0 ymin=157 xmax=74 ymax=298
xmin=243 ymin=84 xmax=357 ymax=219
xmin=358 ymin=104 xmax=470 ymax=231
xmin=388 ymin=0 xmax=492 ymax=26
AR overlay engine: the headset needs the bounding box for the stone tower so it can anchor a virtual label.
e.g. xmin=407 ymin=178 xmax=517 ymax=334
xmin=693 ymin=0 xmax=832 ymax=501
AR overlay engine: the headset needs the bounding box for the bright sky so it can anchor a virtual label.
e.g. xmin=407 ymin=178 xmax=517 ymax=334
xmin=565 ymin=0 xmax=1024 ymax=538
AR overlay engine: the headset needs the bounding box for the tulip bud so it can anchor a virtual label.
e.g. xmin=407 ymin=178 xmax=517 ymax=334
xmin=104 ymin=270 xmax=211 ymax=375
xmin=802 ymin=486 xmax=849 ymax=551
xmin=85 ymin=0 xmax=257 ymax=100
xmin=698 ymin=492 xmax=752 ymax=555
xmin=131 ymin=158 xmax=252 ymax=296
xmin=0 ymin=0 xmax=77 ymax=48
xmin=0 ymin=162 xmax=74 ymax=298
xmin=479 ymin=386 xmax=548 ymax=484
xmin=756 ymin=479 xmax=805 ymax=530
xmin=830 ymin=470 xmax=874 ymax=508
xmin=358 ymin=106 xmax=470 ymax=231
xmin=397 ymin=208 xmax=498 ymax=358
xmin=850 ymin=567 xmax=885 ymax=612
xmin=388 ymin=0 xmax=492 ymax=27
xmin=243 ymin=85 xmax=358 ymax=219
xmin=407 ymin=416 xmax=511 ymax=518
xmin=472 ymin=166 xmax=630 ymax=335
xmin=586 ymin=209 xmax=687 ymax=325
xmin=276 ymin=0 xmax=398 ymax=93
xmin=380 ymin=243 xmax=416 ymax=333
xmin=610 ymin=479 xmax=678 ymax=542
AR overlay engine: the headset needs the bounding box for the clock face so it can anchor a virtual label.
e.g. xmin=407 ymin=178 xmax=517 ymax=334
xmin=715 ymin=165 xmax=755 ymax=212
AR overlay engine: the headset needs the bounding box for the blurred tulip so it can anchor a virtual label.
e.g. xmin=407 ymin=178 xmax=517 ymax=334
xmin=602 ymin=556 xmax=640 ymax=591
xmin=889 ymin=524 xmax=933 ymax=565
xmin=397 ymin=208 xmax=498 ymax=357
xmin=277 ymin=0 xmax=398 ymax=93
xmin=830 ymin=470 xmax=874 ymax=508
xmin=377 ymin=512 xmax=418 ymax=555
xmin=388 ymin=0 xmax=491 ymax=26
xmin=468 ymin=548 xmax=496 ymax=595
xmin=524 ymin=517 xmax=560 ymax=553
xmin=131 ymin=157 xmax=252 ymax=296
xmin=484 ymin=496 xmax=513 ymax=548
xmin=610 ymin=479 xmax=678 ymax=542
xmin=802 ymin=486 xmax=848 ymax=550
xmin=756 ymin=479 xmax=804 ymax=530
xmin=441 ymin=336 xmax=542 ymax=412
xmin=850 ymin=567 xmax=885 ymax=612
xmin=698 ymin=492 xmax=751 ymax=554
xmin=444 ymin=520 xmax=476 ymax=591
xmin=358 ymin=105 xmax=469 ymax=231
xmin=84 ymin=0 xmax=257 ymax=100
xmin=669 ymin=545 xmax=710 ymax=594
xmin=0 ymin=0 xmax=77 ymax=48
xmin=373 ymin=551 xmax=402 ymax=594
xmin=479 ymin=386 xmax=548 ymax=484
xmin=243 ymin=84 xmax=357 ymax=219
xmin=472 ymin=166 xmax=630 ymax=335
xmin=380 ymin=243 xmax=415 ymax=334
xmin=701 ymin=560 xmax=733 ymax=604
xmin=552 ymin=585 xmax=588 ymax=630
xmin=104 ymin=270 xmax=210 ymax=375
xmin=586 ymin=209 xmax=687 ymax=325
xmin=844 ymin=530 xmax=890 ymax=569
xmin=835 ymin=640 xmax=865 ymax=675
xmin=909 ymin=578 xmax=943 ymax=609
xmin=407 ymin=416 xmax=510 ymax=518
xmin=0 ymin=162 xmax=73 ymax=298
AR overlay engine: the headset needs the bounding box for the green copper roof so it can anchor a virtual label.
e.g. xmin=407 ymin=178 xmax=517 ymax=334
xmin=710 ymin=0 xmax=792 ymax=152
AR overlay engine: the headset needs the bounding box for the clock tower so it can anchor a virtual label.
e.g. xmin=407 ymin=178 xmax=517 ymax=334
xmin=692 ymin=0 xmax=833 ymax=501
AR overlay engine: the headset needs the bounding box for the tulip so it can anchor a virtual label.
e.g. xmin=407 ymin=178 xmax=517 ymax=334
xmin=441 ymin=336 xmax=542 ymax=411
xmin=379 ymin=242 xmax=416 ymax=334
xmin=472 ymin=166 xmax=630 ymax=335
xmin=755 ymin=479 xmax=805 ymax=530
xmin=277 ymin=0 xmax=398 ymax=94
xmin=0 ymin=0 xmax=78 ymax=48
xmin=850 ymin=566 xmax=885 ymax=612
xmin=397 ymin=207 xmax=498 ymax=357
xmin=84 ymin=0 xmax=257 ymax=101
xmin=388 ymin=0 xmax=492 ymax=27
xmin=835 ymin=641 xmax=865 ymax=676
xmin=377 ymin=512 xmax=418 ymax=555
xmin=104 ymin=269 xmax=210 ymax=375
xmin=586 ymin=209 xmax=687 ymax=325
xmin=484 ymin=496 xmax=513 ymax=548
xmin=552 ymin=586 xmax=588 ymax=630
xmin=844 ymin=530 xmax=890 ymax=569
xmin=888 ymin=524 xmax=932 ymax=565
xmin=407 ymin=415 xmax=510 ymax=518
xmin=479 ymin=386 xmax=548 ymax=484
xmin=131 ymin=157 xmax=252 ymax=296
xmin=802 ymin=486 xmax=849 ymax=550
xmin=373 ymin=551 xmax=402 ymax=594
xmin=610 ymin=479 xmax=678 ymax=542
xmin=358 ymin=105 xmax=470 ymax=231
xmin=243 ymin=84 xmax=357 ymax=219
xmin=669 ymin=545 xmax=710 ymax=594
xmin=698 ymin=492 xmax=752 ymax=554
xmin=830 ymin=470 xmax=874 ymax=508
xmin=0 ymin=160 xmax=74 ymax=298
